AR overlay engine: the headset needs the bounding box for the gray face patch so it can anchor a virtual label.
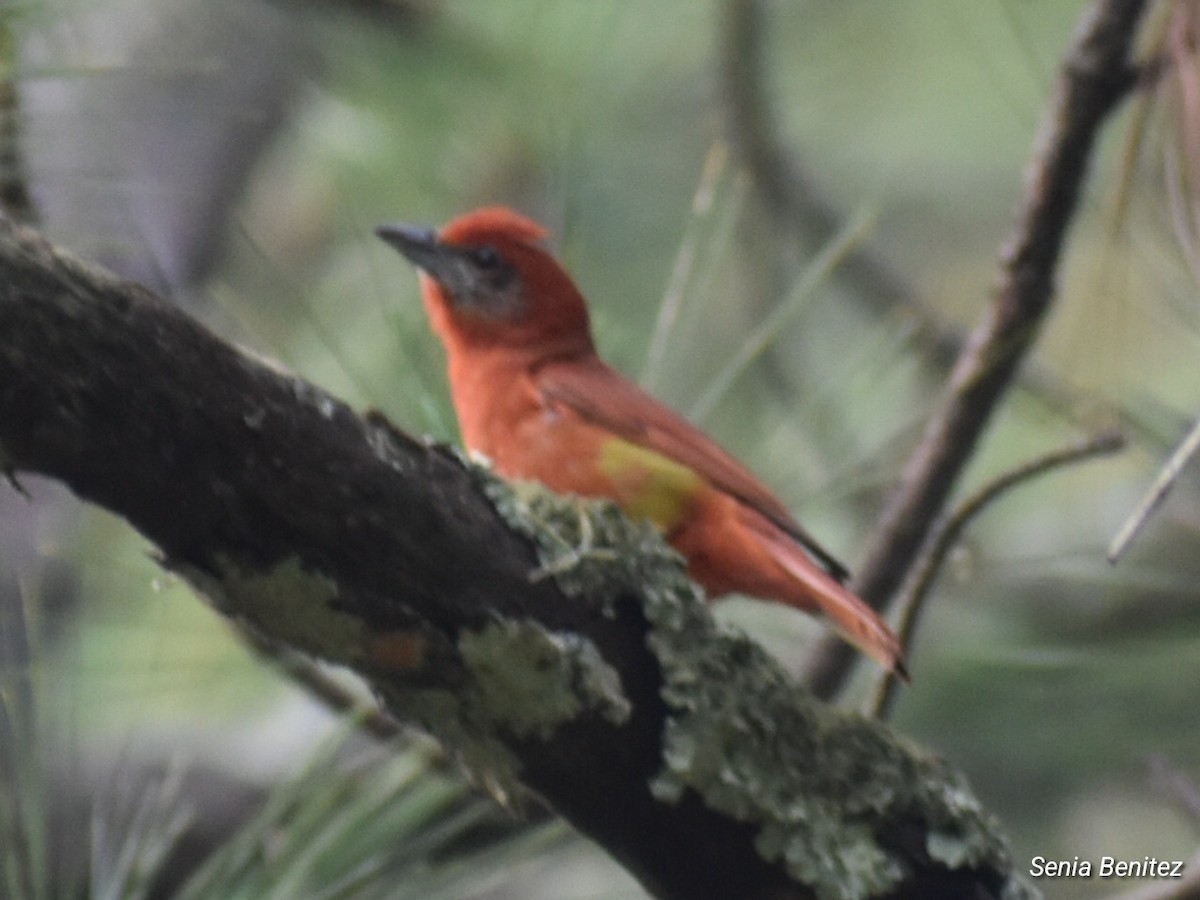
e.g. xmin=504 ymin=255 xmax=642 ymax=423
xmin=444 ymin=244 xmax=525 ymax=320
xmin=375 ymin=223 xmax=526 ymax=322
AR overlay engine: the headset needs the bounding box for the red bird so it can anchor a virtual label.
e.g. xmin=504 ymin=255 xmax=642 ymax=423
xmin=377 ymin=207 xmax=904 ymax=675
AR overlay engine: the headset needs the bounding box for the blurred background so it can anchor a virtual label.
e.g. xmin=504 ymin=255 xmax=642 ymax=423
xmin=3 ymin=1 xmax=1200 ymax=897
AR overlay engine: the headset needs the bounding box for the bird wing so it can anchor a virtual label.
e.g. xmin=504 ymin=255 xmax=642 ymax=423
xmin=534 ymin=355 xmax=851 ymax=581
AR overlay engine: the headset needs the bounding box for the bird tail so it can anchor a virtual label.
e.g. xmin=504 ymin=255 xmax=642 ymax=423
xmin=747 ymin=512 xmax=907 ymax=678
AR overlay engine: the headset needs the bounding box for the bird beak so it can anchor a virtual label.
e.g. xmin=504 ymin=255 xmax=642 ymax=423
xmin=376 ymin=222 xmax=482 ymax=303
xmin=375 ymin=222 xmax=444 ymax=273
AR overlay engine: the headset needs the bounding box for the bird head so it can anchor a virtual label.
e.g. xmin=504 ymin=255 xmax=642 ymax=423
xmin=377 ymin=207 xmax=595 ymax=358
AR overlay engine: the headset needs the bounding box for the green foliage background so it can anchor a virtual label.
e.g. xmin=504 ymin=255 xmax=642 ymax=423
xmin=4 ymin=1 xmax=1200 ymax=897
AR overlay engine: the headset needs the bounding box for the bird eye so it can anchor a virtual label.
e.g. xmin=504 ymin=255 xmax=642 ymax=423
xmin=472 ymin=247 xmax=502 ymax=270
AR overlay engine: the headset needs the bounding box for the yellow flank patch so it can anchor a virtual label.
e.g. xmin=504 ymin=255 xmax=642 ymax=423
xmin=597 ymin=437 xmax=703 ymax=531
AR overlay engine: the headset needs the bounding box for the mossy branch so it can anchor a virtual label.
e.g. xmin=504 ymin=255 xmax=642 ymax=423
xmin=0 ymin=215 xmax=1036 ymax=899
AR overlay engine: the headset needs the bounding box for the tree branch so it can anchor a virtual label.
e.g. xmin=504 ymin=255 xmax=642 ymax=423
xmin=0 ymin=216 xmax=1036 ymax=899
xmin=806 ymin=0 xmax=1149 ymax=698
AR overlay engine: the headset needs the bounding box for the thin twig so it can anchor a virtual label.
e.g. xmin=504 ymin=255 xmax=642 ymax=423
xmin=1108 ymin=415 xmax=1200 ymax=563
xmin=868 ymin=429 xmax=1125 ymax=720
xmin=806 ymin=0 xmax=1148 ymax=700
xmin=642 ymin=142 xmax=741 ymax=391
